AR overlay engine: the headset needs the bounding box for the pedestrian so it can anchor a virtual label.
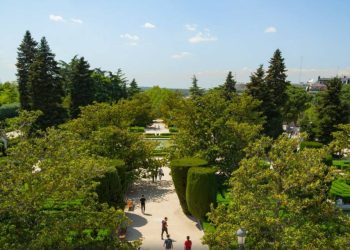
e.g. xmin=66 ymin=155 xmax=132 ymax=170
xmin=163 ymin=234 xmax=173 ymax=249
xmin=158 ymin=167 xmax=164 ymax=181
xmin=140 ymin=194 xmax=146 ymax=213
xmin=161 ymin=217 xmax=168 ymax=239
xmin=184 ymin=236 xmax=192 ymax=250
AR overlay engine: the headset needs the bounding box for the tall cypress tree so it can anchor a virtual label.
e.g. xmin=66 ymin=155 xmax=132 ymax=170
xmin=189 ymin=75 xmax=204 ymax=97
xmin=29 ymin=37 xmax=66 ymax=129
xmin=127 ymin=78 xmax=141 ymax=98
xmin=70 ymin=56 xmax=94 ymax=118
xmin=16 ymin=31 xmax=37 ymax=110
xmin=222 ymin=71 xmax=236 ymax=100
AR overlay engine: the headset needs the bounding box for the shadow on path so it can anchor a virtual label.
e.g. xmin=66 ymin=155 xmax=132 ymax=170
xmin=126 ymin=212 xmax=148 ymax=227
xmin=128 ymin=179 xmax=174 ymax=203
xmin=126 ymin=227 xmax=143 ymax=241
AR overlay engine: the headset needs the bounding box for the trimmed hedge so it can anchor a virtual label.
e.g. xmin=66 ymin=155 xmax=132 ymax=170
xmin=300 ymin=141 xmax=323 ymax=150
xmin=330 ymin=180 xmax=350 ymax=198
xmin=95 ymin=159 xmax=126 ymax=208
xmin=170 ymin=157 xmax=208 ymax=214
xmin=0 ymin=103 xmax=20 ymax=121
xmin=128 ymin=126 xmax=145 ymax=133
xmin=186 ymin=167 xmax=217 ymax=220
xmin=169 ymin=127 xmax=178 ymax=133
xmin=333 ymin=160 xmax=350 ymax=169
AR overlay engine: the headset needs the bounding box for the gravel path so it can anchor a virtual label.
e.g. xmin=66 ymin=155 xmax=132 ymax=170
xmin=126 ymin=167 xmax=209 ymax=250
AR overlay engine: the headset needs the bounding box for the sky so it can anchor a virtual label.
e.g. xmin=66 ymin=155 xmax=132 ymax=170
xmin=1 ymin=0 xmax=350 ymax=88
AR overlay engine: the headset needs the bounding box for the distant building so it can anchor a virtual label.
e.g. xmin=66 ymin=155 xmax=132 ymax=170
xmin=306 ymin=75 xmax=350 ymax=93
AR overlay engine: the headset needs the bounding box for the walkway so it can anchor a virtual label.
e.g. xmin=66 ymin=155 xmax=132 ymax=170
xmin=126 ymin=167 xmax=208 ymax=250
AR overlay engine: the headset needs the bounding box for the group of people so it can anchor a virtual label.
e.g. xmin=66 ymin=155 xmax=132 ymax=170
xmin=139 ymin=197 xmax=193 ymax=249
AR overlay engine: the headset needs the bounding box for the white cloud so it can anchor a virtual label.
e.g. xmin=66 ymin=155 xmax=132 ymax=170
xmin=143 ymin=22 xmax=156 ymax=29
xmin=49 ymin=14 xmax=64 ymax=22
xmin=171 ymin=52 xmax=191 ymax=59
xmin=189 ymin=32 xmax=217 ymax=44
xmin=185 ymin=24 xmax=197 ymax=31
xmin=265 ymin=26 xmax=277 ymax=33
xmin=120 ymin=33 xmax=140 ymax=45
xmin=71 ymin=18 xmax=83 ymax=24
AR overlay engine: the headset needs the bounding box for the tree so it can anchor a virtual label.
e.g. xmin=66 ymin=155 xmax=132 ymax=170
xmin=203 ymin=136 xmax=350 ymax=249
xmin=189 ymin=75 xmax=204 ymax=97
xmin=28 ymin=37 xmax=66 ymax=130
xmin=0 ymin=82 xmax=19 ymax=105
xmin=70 ymin=56 xmax=94 ymax=118
xmin=127 ymin=78 xmax=141 ymax=98
xmin=282 ymin=85 xmax=311 ymax=125
xmin=172 ymin=89 xmax=264 ymax=174
xmin=16 ymin=30 xmax=37 ymax=110
xmin=221 ymin=71 xmax=236 ymax=100
xmin=317 ymin=78 xmax=349 ymax=143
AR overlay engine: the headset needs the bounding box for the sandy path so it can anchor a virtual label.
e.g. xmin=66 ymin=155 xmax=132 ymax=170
xmin=126 ymin=167 xmax=208 ymax=250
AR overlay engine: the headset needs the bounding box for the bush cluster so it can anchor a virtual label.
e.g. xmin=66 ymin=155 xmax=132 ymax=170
xmin=0 ymin=103 xmax=20 ymax=121
xmin=128 ymin=126 xmax=145 ymax=133
xmin=300 ymin=141 xmax=323 ymax=150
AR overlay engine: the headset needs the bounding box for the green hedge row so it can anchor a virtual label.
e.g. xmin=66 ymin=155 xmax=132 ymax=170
xmin=333 ymin=160 xmax=350 ymax=169
xmin=186 ymin=167 xmax=217 ymax=220
xmin=0 ymin=103 xmax=20 ymax=121
xmin=300 ymin=141 xmax=323 ymax=150
xmin=128 ymin=126 xmax=145 ymax=133
xmin=170 ymin=157 xmax=208 ymax=214
xmin=169 ymin=127 xmax=178 ymax=133
xmin=330 ymin=180 xmax=350 ymax=198
xmin=95 ymin=159 xmax=126 ymax=208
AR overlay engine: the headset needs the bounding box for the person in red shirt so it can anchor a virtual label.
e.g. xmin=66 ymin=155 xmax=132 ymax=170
xmin=184 ymin=235 xmax=192 ymax=250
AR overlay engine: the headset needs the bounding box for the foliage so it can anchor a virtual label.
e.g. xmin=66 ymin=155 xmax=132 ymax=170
xmin=0 ymin=128 xmax=136 ymax=249
xmin=28 ymin=37 xmax=67 ymax=129
xmin=189 ymin=75 xmax=204 ymax=97
xmin=332 ymin=160 xmax=350 ymax=169
xmin=221 ymin=71 xmax=236 ymax=101
xmin=170 ymin=157 xmax=208 ymax=214
xmin=317 ymin=78 xmax=349 ymax=144
xmin=124 ymin=93 xmax=154 ymax=127
xmin=172 ymin=89 xmax=264 ymax=174
xmin=128 ymin=78 xmax=141 ymax=98
xmin=203 ymin=136 xmax=350 ymax=249
xmin=169 ymin=127 xmax=178 ymax=133
xmin=0 ymin=103 xmax=20 ymax=121
xmin=70 ymin=56 xmax=94 ymax=118
xmin=330 ymin=123 xmax=350 ymax=156
xmin=16 ymin=30 xmax=37 ymax=110
xmin=282 ymin=84 xmax=311 ymax=124
xmin=0 ymin=82 xmax=19 ymax=105
xmin=330 ymin=180 xmax=350 ymax=198
xmin=186 ymin=167 xmax=217 ymax=220
xmin=128 ymin=126 xmax=145 ymax=133
xmin=300 ymin=141 xmax=323 ymax=150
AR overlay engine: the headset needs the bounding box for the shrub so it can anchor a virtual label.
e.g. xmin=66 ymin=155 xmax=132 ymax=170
xmin=186 ymin=167 xmax=217 ymax=220
xmin=170 ymin=157 xmax=207 ymax=214
xmin=330 ymin=180 xmax=350 ymax=198
xmin=128 ymin=126 xmax=145 ymax=133
xmin=300 ymin=141 xmax=323 ymax=150
xmin=333 ymin=160 xmax=350 ymax=169
xmin=95 ymin=159 xmax=126 ymax=208
xmin=0 ymin=103 xmax=20 ymax=121
xmin=169 ymin=127 xmax=178 ymax=133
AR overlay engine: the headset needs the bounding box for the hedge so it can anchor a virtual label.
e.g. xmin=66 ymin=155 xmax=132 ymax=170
xmin=170 ymin=157 xmax=208 ymax=214
xmin=128 ymin=126 xmax=145 ymax=133
xmin=0 ymin=103 xmax=20 ymax=121
xmin=186 ymin=167 xmax=217 ymax=220
xmin=333 ymin=160 xmax=350 ymax=169
xmin=330 ymin=180 xmax=350 ymax=198
xmin=300 ymin=141 xmax=323 ymax=150
xmin=169 ymin=127 xmax=178 ymax=133
xmin=95 ymin=159 xmax=126 ymax=208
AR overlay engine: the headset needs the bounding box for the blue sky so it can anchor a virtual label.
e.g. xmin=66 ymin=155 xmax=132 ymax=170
xmin=1 ymin=0 xmax=350 ymax=88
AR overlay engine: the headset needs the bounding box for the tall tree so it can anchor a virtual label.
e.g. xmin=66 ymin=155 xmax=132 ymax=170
xmin=189 ymin=75 xmax=204 ymax=97
xmin=29 ymin=37 xmax=66 ymax=129
xmin=127 ymin=78 xmax=141 ymax=98
xmin=16 ymin=31 xmax=37 ymax=110
xmin=70 ymin=56 xmax=94 ymax=118
xmin=317 ymin=77 xmax=349 ymax=143
xmin=265 ymin=49 xmax=288 ymax=108
xmin=222 ymin=71 xmax=236 ymax=100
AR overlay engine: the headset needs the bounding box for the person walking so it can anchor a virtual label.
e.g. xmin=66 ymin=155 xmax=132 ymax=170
xmin=161 ymin=217 xmax=168 ymax=239
xmin=158 ymin=167 xmax=164 ymax=181
xmin=140 ymin=194 xmax=146 ymax=213
xmin=184 ymin=236 xmax=192 ymax=250
xmin=163 ymin=234 xmax=173 ymax=249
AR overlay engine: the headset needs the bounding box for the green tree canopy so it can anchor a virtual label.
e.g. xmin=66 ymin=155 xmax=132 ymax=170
xmin=189 ymin=75 xmax=204 ymax=97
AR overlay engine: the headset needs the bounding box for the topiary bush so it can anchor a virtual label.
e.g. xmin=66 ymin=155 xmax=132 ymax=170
xmin=186 ymin=167 xmax=217 ymax=220
xmin=170 ymin=157 xmax=207 ymax=214
xmin=300 ymin=141 xmax=323 ymax=150
xmin=95 ymin=159 xmax=126 ymax=208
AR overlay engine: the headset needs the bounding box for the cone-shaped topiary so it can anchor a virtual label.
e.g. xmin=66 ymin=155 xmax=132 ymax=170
xmin=170 ymin=157 xmax=208 ymax=214
xmin=186 ymin=167 xmax=217 ymax=220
